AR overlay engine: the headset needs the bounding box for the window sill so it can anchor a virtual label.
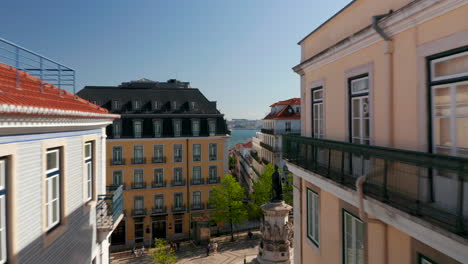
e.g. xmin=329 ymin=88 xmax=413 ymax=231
xmin=43 ymin=221 xmax=68 ymax=248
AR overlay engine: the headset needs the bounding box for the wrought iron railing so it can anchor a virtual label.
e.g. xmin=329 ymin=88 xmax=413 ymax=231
xmin=191 ymin=178 xmax=205 ymax=185
xmin=97 ymin=185 xmax=124 ymax=231
xmin=172 ymin=204 xmax=186 ymax=212
xmin=171 ymin=179 xmax=186 ymax=186
xmin=132 ymin=182 xmax=146 ymax=189
xmin=260 ymin=141 xmax=278 ymax=152
xmin=0 ymin=37 xmax=75 ymax=93
xmin=261 ymin=128 xmax=274 ymax=135
xmin=208 ymin=177 xmax=220 ymax=184
xmin=132 ymin=157 xmax=146 ymax=164
xmin=151 ymin=206 xmax=167 ymax=215
xmin=191 ymin=203 xmax=205 ymax=210
xmin=132 ymin=208 xmax=147 ymax=216
xmin=110 ymin=158 xmax=126 ymax=166
xmin=151 ymin=180 xmax=166 ymax=188
xmin=152 ymin=156 xmax=166 ymax=164
xmin=283 ymin=135 xmax=468 ymax=237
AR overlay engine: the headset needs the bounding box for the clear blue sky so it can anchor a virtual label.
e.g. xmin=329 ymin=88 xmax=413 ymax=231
xmin=1 ymin=0 xmax=350 ymax=120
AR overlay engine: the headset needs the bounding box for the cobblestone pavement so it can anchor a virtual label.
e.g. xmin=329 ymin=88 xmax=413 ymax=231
xmin=111 ymin=231 xmax=260 ymax=264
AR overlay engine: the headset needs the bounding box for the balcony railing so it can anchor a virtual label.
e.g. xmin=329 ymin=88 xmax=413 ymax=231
xmin=260 ymin=141 xmax=278 ymax=152
xmin=132 ymin=157 xmax=146 ymax=165
xmin=152 ymin=156 xmax=166 ymax=164
xmin=132 ymin=182 xmax=146 ymax=189
xmin=172 ymin=204 xmax=186 ymax=212
xmin=251 ymin=151 xmax=260 ymax=163
xmin=97 ymin=185 xmax=124 ymax=232
xmin=209 ymin=155 xmax=217 ymax=161
xmin=151 ymin=206 xmax=167 ymax=215
xmin=151 ymin=180 xmax=166 ymax=188
xmin=193 ymin=155 xmax=201 ymax=162
xmin=174 ymin=156 xmax=183 ymax=163
xmin=208 ymin=177 xmax=220 ymax=184
xmin=262 ymin=158 xmax=269 ymax=165
xmin=283 ymin=135 xmax=468 ymax=237
xmin=191 ymin=178 xmax=205 ymax=185
xmin=110 ymin=158 xmax=126 ymax=166
xmin=191 ymin=203 xmax=205 ymax=211
xmin=171 ymin=179 xmax=186 ymax=186
xmin=0 ymin=37 xmax=76 ymax=94
xmin=261 ymin=128 xmax=274 ymax=135
xmin=131 ymin=208 xmax=147 ymax=217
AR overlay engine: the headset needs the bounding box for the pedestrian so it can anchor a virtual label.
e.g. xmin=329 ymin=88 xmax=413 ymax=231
xmin=248 ymin=230 xmax=253 ymax=239
xmin=213 ymin=242 xmax=218 ymax=253
xmin=141 ymin=245 xmax=146 ymax=256
xmin=176 ymin=241 xmax=180 ymax=251
xmin=206 ymin=241 xmax=211 ymax=256
xmin=132 ymin=247 xmax=137 ymax=258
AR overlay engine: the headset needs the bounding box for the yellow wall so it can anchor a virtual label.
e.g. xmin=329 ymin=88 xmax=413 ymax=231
xmin=107 ymin=136 xmax=226 ymax=242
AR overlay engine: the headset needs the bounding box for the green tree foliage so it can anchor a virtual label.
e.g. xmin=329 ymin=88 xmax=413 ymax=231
xmin=209 ymin=174 xmax=248 ymax=241
xmin=229 ymin=155 xmax=236 ymax=170
xmin=282 ymin=172 xmax=294 ymax=206
xmin=151 ymin=238 xmax=177 ymax=264
xmin=249 ymin=164 xmax=274 ymax=219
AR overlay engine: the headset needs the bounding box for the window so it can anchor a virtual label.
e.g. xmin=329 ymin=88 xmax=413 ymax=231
xmin=153 ymin=144 xmax=164 ymax=163
xmin=112 ymin=146 xmax=123 ymax=165
xmin=193 ymin=144 xmax=201 ymax=161
xmin=343 ymin=210 xmax=364 ymax=264
xmin=133 ymin=100 xmax=141 ymax=111
xmin=192 ymin=119 xmax=200 ymax=136
xmin=173 ymin=144 xmax=182 ymax=162
xmin=0 ymin=159 xmax=7 ymax=263
xmin=208 ymin=119 xmax=216 ymax=136
xmin=285 ymin=121 xmax=291 ymax=133
xmin=172 ymin=101 xmax=178 ymax=110
xmin=84 ymin=142 xmax=93 ymax=201
xmin=174 ymin=193 xmax=183 ymax=209
xmin=312 ymin=87 xmax=324 ymax=138
xmin=418 ymin=254 xmax=437 ymax=264
xmin=133 ymin=145 xmax=144 ymax=164
xmin=133 ymin=120 xmax=143 ymax=138
xmin=349 ymin=76 xmax=370 ymax=145
xmin=209 ymin=143 xmax=217 ymax=161
xmin=173 ymin=119 xmax=181 ymax=137
xmin=306 ymin=189 xmax=319 ymax=246
xmin=133 ymin=169 xmax=144 ymax=189
xmin=154 ymin=195 xmax=164 ymax=210
xmin=193 ymin=191 xmax=201 ymax=208
xmin=209 ymin=166 xmax=217 ymax=183
xmin=113 ymin=121 xmax=121 ymax=138
xmin=153 ymin=168 xmax=164 ymax=187
xmin=192 ymin=166 xmax=201 ymax=184
xmin=173 ymin=167 xmax=183 ymax=185
xmin=134 ymin=217 xmax=144 ymax=243
xmin=174 ymin=214 xmax=183 ymax=234
xmin=153 ymin=120 xmax=162 ymax=138
xmin=112 ymin=170 xmax=123 ymax=186
xmin=191 ymin=102 xmax=198 ymax=110
xmin=112 ymin=100 xmax=120 ymax=111
xmin=46 ymin=149 xmax=61 ymax=230
xmin=134 ymin=196 xmax=144 ymax=210
xmin=153 ymin=101 xmax=160 ymax=111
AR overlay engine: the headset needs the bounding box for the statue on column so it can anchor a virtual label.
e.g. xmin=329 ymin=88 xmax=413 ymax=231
xmin=271 ymin=165 xmax=283 ymax=202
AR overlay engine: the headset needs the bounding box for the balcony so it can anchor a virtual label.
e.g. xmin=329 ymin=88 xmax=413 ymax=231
xmin=191 ymin=203 xmax=205 ymax=211
xmin=261 ymin=128 xmax=274 ymax=135
xmin=193 ymin=155 xmax=201 ymax=162
xmin=260 ymin=141 xmax=279 ymax=152
xmin=209 ymin=155 xmax=217 ymax=161
xmin=97 ymin=185 xmax=124 ymax=232
xmin=174 ymin=156 xmax=183 ymax=163
xmin=191 ymin=178 xmax=205 ymax=185
xmin=132 ymin=157 xmax=146 ymax=165
xmin=151 ymin=180 xmax=166 ymax=188
xmin=171 ymin=179 xmax=186 ymax=186
xmin=283 ymin=135 xmax=468 ymax=237
xmin=132 ymin=182 xmax=146 ymax=189
xmin=152 ymin=156 xmax=167 ymax=164
xmin=172 ymin=204 xmax=186 ymax=212
xmin=131 ymin=208 xmax=147 ymax=217
xmin=262 ymin=158 xmax=269 ymax=165
xmin=251 ymin=151 xmax=260 ymax=163
xmin=208 ymin=177 xmax=220 ymax=184
xmin=150 ymin=206 xmax=167 ymax=215
xmin=110 ymin=158 xmax=126 ymax=166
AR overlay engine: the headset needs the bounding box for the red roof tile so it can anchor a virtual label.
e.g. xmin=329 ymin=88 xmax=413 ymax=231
xmin=264 ymin=98 xmax=301 ymax=120
xmin=243 ymin=141 xmax=253 ymax=148
xmin=269 ymin=98 xmax=300 ymax=107
xmin=0 ymin=64 xmax=118 ymax=118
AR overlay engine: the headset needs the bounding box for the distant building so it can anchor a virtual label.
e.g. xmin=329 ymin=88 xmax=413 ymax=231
xmin=227 ymin=119 xmax=263 ymax=130
xmin=0 ymin=38 xmax=120 ymax=264
xmin=230 ymin=141 xmax=256 ymax=193
xmin=287 ymin=1 xmax=468 ymax=264
xmin=252 ymin=98 xmax=301 ymax=170
xmin=78 ymin=78 xmax=230 ymax=249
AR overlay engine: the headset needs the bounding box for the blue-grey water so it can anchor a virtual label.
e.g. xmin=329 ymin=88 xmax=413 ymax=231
xmin=229 ymin=129 xmax=259 ymax=148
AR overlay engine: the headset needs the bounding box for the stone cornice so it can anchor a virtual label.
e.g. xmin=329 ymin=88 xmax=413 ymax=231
xmin=0 ymin=115 xmax=114 ymax=128
xmin=0 ymin=104 xmax=120 ymax=119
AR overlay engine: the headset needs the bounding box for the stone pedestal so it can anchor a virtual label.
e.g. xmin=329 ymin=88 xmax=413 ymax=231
xmin=253 ymin=201 xmax=293 ymax=264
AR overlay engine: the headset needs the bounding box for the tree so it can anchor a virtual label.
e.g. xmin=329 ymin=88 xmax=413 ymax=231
xmin=151 ymin=238 xmax=177 ymax=264
xmin=282 ymin=172 xmax=294 ymax=206
xmin=249 ymin=164 xmax=274 ymax=219
xmin=209 ymin=174 xmax=248 ymax=241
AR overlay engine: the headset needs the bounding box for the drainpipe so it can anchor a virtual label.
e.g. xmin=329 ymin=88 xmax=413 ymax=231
xmin=372 ymin=11 xmax=394 ymax=147
xmin=356 ymin=175 xmax=388 ymax=264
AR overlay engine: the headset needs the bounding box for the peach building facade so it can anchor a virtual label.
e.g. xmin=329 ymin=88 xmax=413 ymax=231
xmin=287 ymin=0 xmax=468 ymax=263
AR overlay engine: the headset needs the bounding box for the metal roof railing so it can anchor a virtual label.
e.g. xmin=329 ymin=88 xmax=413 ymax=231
xmin=0 ymin=37 xmax=75 ymax=94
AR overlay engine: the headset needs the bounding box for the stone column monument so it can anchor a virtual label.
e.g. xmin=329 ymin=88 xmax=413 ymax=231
xmin=252 ymin=166 xmax=293 ymax=264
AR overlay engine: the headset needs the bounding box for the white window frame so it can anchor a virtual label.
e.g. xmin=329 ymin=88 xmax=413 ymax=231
xmin=153 ymin=144 xmax=164 ymax=162
xmin=154 ymin=194 xmax=164 ymax=209
xmin=84 ymin=142 xmax=93 ymax=201
xmin=431 ymin=50 xmax=468 ymax=82
xmin=133 ymin=145 xmax=144 ymax=163
xmin=173 ymin=119 xmax=181 ymax=137
xmin=174 ymin=144 xmax=183 ymax=162
xmin=209 ymin=143 xmax=217 ymax=161
xmin=193 ymin=143 xmax=201 ymax=161
xmin=350 ymin=76 xmax=370 ymax=145
xmin=0 ymin=159 xmax=7 ymax=263
xmin=192 ymin=119 xmax=200 ymax=136
xmin=112 ymin=170 xmax=123 ymax=186
xmin=133 ymin=120 xmax=143 ymax=138
xmin=193 ymin=191 xmax=201 ymax=207
xmin=113 ymin=120 xmax=121 ymax=139
xmin=174 ymin=167 xmax=183 ymax=184
xmin=343 ymin=210 xmax=364 ymax=264
xmin=46 ymin=149 xmax=60 ymax=230
xmin=153 ymin=120 xmax=162 ymax=138
xmin=208 ymin=119 xmax=216 ymax=136
xmin=193 ymin=166 xmax=201 ymax=183
xmin=312 ymin=87 xmax=324 ymax=139
xmin=154 ymin=168 xmax=164 ymax=185
xmin=209 ymin=166 xmax=217 ymax=181
xmin=112 ymin=146 xmax=123 ymax=164
xmin=306 ymin=189 xmax=319 ymax=246
xmin=174 ymin=193 xmax=183 ymax=208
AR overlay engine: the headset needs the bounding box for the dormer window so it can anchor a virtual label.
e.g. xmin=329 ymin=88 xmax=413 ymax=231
xmin=172 ymin=101 xmax=177 ymax=111
xmin=153 ymin=119 xmax=162 ymax=138
xmin=154 ymin=101 xmax=160 ymax=111
xmin=133 ymin=120 xmax=143 ymax=138
xmin=191 ymin=119 xmax=200 ymax=136
xmin=173 ymin=119 xmax=182 ymax=137
xmin=133 ymin=100 xmax=141 ymax=111
xmin=112 ymin=100 xmax=120 ymax=111
xmin=208 ymin=119 xmax=216 ymax=136
xmin=191 ymin=102 xmax=198 ymax=110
